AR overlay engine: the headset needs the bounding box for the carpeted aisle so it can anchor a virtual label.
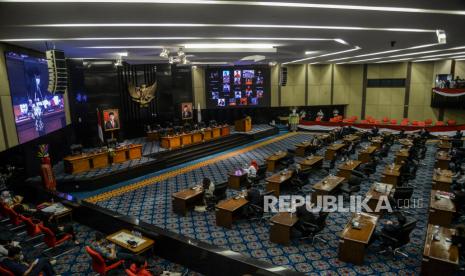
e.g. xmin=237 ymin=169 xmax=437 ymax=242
xmin=89 ymin=132 xmax=434 ymax=275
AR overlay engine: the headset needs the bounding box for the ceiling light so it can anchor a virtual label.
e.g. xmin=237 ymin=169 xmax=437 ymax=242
xmin=84 ymin=45 xmax=165 ymax=49
xmin=412 ymin=58 xmax=444 ymax=62
xmin=283 ymin=46 xmax=361 ymax=64
xmin=8 ymin=1 xmax=465 ymax=15
xmin=183 ymin=43 xmax=275 ymax=49
xmin=414 ymin=51 xmax=465 ymax=59
xmin=190 ymin=61 xmax=229 ymax=65
xmin=23 ymin=23 xmax=437 ymax=33
xmin=268 ymin=61 xmax=277 ymax=66
xmin=116 ymin=52 xmax=128 ymax=57
xmin=375 ymin=58 xmax=412 ymax=63
xmin=388 ymin=46 xmax=465 ymax=58
xmin=177 ymin=48 xmax=185 ymax=57
xmin=436 ymin=30 xmax=447 ymax=44
xmin=159 ymin=48 xmax=169 ymax=58
xmin=334 ymin=39 xmax=349 ymax=45
xmin=328 ymin=43 xmax=440 ymax=62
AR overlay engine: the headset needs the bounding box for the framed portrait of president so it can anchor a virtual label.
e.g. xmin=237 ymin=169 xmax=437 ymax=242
xmin=103 ymin=109 xmax=120 ymax=131
xmin=181 ymin=102 xmax=193 ymax=120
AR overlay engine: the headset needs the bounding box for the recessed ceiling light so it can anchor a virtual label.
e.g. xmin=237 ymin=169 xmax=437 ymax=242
xmin=328 ymin=43 xmax=440 ymax=62
xmin=23 ymin=23 xmax=437 ymax=33
xmin=5 ymin=1 xmax=465 ymax=16
xmin=413 ymin=58 xmax=444 ymax=62
xmin=406 ymin=51 xmax=465 ymax=59
xmin=183 ymin=43 xmax=274 ymax=49
xmin=283 ymin=46 xmax=361 ymax=64
xmin=375 ymin=58 xmax=412 ymax=63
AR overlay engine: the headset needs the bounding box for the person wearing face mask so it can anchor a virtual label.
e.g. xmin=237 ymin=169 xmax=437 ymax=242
xmin=1 ymin=246 xmax=56 ymax=276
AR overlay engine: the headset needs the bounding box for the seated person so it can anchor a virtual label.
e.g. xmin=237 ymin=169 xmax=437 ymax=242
xmin=243 ymin=160 xmax=258 ymax=179
xmin=1 ymin=246 xmax=56 ymax=276
xmin=0 ymin=191 xmax=22 ymax=208
xmin=371 ymin=126 xmax=379 ymax=137
xmin=90 ymin=232 xmax=145 ymax=266
xmin=202 ymin=177 xmax=215 ymax=207
xmin=0 ymin=233 xmax=19 ymax=258
xmin=37 ymin=213 xmax=79 ymax=245
xmin=452 ymin=224 xmax=465 ymax=257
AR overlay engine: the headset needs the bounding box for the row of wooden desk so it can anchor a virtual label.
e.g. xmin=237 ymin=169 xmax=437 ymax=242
xmin=63 ymin=144 xmax=143 ymax=174
xmin=160 ymin=125 xmax=230 ymax=149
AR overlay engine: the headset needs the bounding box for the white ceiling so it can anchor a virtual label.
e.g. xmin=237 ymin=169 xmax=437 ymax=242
xmin=0 ymin=0 xmax=465 ymax=64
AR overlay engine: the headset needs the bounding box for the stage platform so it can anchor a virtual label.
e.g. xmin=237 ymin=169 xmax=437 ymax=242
xmin=27 ymin=124 xmax=278 ymax=192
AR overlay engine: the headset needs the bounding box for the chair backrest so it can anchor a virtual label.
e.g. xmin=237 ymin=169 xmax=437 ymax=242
xmin=257 ymin=164 xmax=267 ymax=175
xmin=85 ymin=246 xmax=107 ymax=274
xmin=38 ymin=224 xmax=57 ymax=247
xmin=20 ymin=215 xmax=41 ymax=236
xmin=397 ymin=220 xmax=417 ymax=246
xmin=0 ymin=265 xmax=15 ymax=276
xmin=393 ymin=186 xmax=414 ymax=201
xmin=214 ymin=182 xmax=228 ymax=199
xmin=5 ymin=207 xmax=22 ymax=226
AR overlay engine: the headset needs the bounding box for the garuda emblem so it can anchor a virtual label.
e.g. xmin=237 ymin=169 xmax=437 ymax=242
xmin=128 ymin=82 xmax=157 ymax=107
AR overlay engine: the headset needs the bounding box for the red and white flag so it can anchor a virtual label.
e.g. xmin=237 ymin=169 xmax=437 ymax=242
xmin=96 ymin=108 xmax=104 ymax=143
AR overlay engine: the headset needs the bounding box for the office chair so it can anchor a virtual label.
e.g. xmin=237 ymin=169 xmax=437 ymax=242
xmin=379 ymin=219 xmax=417 ymax=259
xmin=298 ymin=212 xmax=329 ymax=244
xmin=248 ymin=191 xmax=275 ymax=225
xmin=86 ymin=246 xmax=124 ymax=276
xmin=340 ymin=175 xmax=362 ymax=198
xmin=322 ymin=159 xmax=336 ymax=174
xmin=205 ymin=181 xmax=229 ymax=211
xmin=39 ymin=224 xmax=74 ymax=258
xmin=279 ymin=153 xmax=295 ymax=167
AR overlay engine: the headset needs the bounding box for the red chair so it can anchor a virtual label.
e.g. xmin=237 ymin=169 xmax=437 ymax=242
xmin=351 ymin=116 xmax=358 ymax=122
xmin=411 ymin=120 xmax=419 ymax=126
xmin=382 ymin=117 xmax=389 ymax=124
xmin=20 ymin=215 xmax=42 ymax=237
xmin=360 ymin=120 xmax=369 ymax=124
xmin=38 ymin=224 xmax=72 ymax=248
xmin=418 ymin=121 xmax=426 ymax=127
xmin=0 ymin=265 xmax=15 ymax=276
xmin=402 ymin=118 xmax=409 ymax=123
xmin=400 ymin=120 xmax=409 ymax=126
xmin=86 ymin=246 xmax=124 ymax=275
xmin=390 ymin=119 xmax=397 ymax=125
xmin=435 ymin=121 xmax=445 ymax=126
xmin=315 ymin=117 xmax=321 ymax=122
xmin=5 ymin=206 xmax=23 ymax=227
xmin=425 ymin=118 xmax=433 ymax=126
xmin=125 ymin=262 xmax=153 ymax=276
xmin=448 ymin=120 xmax=457 ymax=126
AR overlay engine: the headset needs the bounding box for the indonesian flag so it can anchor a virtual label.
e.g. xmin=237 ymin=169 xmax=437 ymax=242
xmin=96 ymin=108 xmax=104 ymax=143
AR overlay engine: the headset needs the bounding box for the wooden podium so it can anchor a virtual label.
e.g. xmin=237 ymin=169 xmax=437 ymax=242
xmin=234 ymin=117 xmax=252 ymax=132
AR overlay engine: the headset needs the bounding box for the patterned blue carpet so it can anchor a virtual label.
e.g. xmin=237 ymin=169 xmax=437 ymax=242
xmin=91 ymin=132 xmax=435 ymax=275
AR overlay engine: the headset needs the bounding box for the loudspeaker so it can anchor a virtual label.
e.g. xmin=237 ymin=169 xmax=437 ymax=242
xmin=46 ymin=49 xmax=67 ymax=94
xmin=280 ymin=66 xmax=287 ymax=87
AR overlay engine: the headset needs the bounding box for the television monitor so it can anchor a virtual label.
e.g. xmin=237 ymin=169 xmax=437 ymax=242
xmin=205 ymin=66 xmax=270 ymax=108
xmin=5 ymin=52 xmax=67 ymax=144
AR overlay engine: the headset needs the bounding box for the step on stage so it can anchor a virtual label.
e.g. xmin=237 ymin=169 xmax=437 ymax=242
xmin=27 ymin=125 xmax=278 ymax=193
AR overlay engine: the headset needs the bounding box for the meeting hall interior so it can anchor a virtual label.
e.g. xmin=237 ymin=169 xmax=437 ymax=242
xmin=1 ymin=1 xmax=465 ymax=275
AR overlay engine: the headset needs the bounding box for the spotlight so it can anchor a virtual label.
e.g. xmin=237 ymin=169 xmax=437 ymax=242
xmin=177 ymin=48 xmax=185 ymax=57
xmin=114 ymin=59 xmax=123 ymax=67
xmin=268 ymin=61 xmax=277 ymax=66
xmin=168 ymin=56 xmax=174 ymax=64
xmin=436 ymin=30 xmax=447 ymax=44
xmin=160 ymin=48 xmax=170 ymax=58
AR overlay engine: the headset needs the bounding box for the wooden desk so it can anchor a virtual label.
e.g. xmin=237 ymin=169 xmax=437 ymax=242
xmin=298 ymin=155 xmax=323 ymax=170
xmin=295 ymin=141 xmax=315 ymax=157
xmin=370 ymin=137 xmax=383 ymax=149
xmin=107 ymin=229 xmax=155 ymax=255
xmin=203 ymin=129 xmax=213 ymax=141
xmin=338 ymin=212 xmax=379 ymax=265
xmin=343 ymin=134 xmax=359 ymax=144
xmin=212 ymin=127 xmax=221 ymax=139
xmin=381 ymin=164 xmax=402 ymax=187
xmin=395 ymin=149 xmax=409 ymax=165
xmin=63 ymin=154 xmax=91 ymax=174
xmin=220 ymin=125 xmax=230 ymax=136
xmin=337 ymin=160 xmax=362 ymax=180
xmin=113 ymin=147 xmax=128 ymax=163
xmin=172 ymin=187 xmax=204 ymax=216
xmin=91 ymin=152 xmax=109 ymax=169
xmin=228 ymin=170 xmax=248 ymax=189
xmin=436 ymin=152 xmax=451 ymax=170
xmin=160 ymin=136 xmax=181 ymax=149
xmin=180 ymin=133 xmax=193 ymax=146
xmin=429 ymin=190 xmax=456 ymax=227
xmin=38 ymin=202 xmax=73 ymax=224
xmin=270 ymin=212 xmax=299 ymax=245
xmin=311 ymin=175 xmax=345 ymax=203
xmin=399 ymin=138 xmax=413 ymax=148
xmin=265 ymin=151 xmax=288 ymax=172
xmin=438 ymin=141 xmax=452 ymax=152
xmin=325 ymin=143 xmax=345 ymax=161
xmin=365 ymin=183 xmax=393 ymax=213
xmin=317 ymin=134 xmax=330 ymax=143
xmin=432 ymin=170 xmax=453 ymax=192
xmin=128 ymin=144 xmax=143 ymax=160
xmin=358 ymin=146 xmax=377 ymax=164
xmin=421 ymin=224 xmax=459 ymax=276
xmin=266 ymin=170 xmax=294 ymax=196
xmin=215 ymin=197 xmax=248 ymax=228
xmin=192 ymin=132 xmax=203 ymax=144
